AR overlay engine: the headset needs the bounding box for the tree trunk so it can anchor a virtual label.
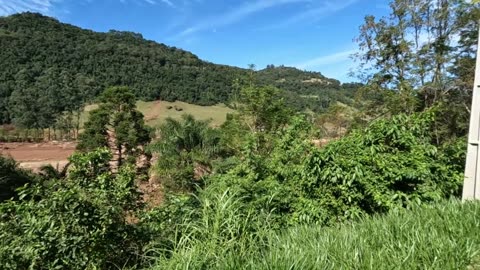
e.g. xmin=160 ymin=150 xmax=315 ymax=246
xmin=117 ymin=144 xmax=122 ymax=168
xmin=75 ymin=110 xmax=81 ymax=140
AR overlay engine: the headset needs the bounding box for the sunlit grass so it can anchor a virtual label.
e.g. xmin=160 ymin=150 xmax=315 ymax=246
xmin=136 ymin=100 xmax=233 ymax=128
xmin=149 ymin=200 xmax=480 ymax=270
xmin=81 ymin=101 xmax=233 ymax=129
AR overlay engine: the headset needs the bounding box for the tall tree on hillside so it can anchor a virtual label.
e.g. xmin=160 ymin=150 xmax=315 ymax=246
xmin=77 ymin=86 xmax=151 ymax=167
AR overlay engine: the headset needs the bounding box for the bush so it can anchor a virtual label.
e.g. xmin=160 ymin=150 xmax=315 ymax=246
xmin=206 ymin=116 xmax=312 ymax=225
xmin=202 ymin=112 xmax=465 ymax=227
xmin=299 ymin=112 xmax=464 ymax=224
xmin=0 ymin=155 xmax=35 ymax=202
xmin=0 ymin=149 xmax=144 ymax=269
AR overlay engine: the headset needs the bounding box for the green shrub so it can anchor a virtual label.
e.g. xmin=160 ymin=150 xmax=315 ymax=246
xmin=0 ymin=149 xmax=144 ymax=269
xmin=0 ymin=155 xmax=35 ymax=202
xmin=201 ymin=112 xmax=465 ymax=227
xmin=299 ymin=112 xmax=464 ymax=224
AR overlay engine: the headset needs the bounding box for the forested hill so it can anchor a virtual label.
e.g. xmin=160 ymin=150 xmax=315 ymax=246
xmin=0 ymin=12 xmax=358 ymax=125
xmin=257 ymin=66 xmax=360 ymax=111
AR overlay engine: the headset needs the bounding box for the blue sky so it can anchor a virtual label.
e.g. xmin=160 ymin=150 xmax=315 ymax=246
xmin=0 ymin=0 xmax=390 ymax=82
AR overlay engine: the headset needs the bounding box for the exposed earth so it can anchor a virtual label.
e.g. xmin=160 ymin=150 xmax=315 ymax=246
xmin=0 ymin=142 xmax=75 ymax=171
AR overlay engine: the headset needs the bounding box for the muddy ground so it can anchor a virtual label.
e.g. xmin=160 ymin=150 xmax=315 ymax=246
xmin=0 ymin=142 xmax=76 ymax=171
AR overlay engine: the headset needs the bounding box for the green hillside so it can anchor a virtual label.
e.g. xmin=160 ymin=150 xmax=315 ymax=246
xmin=0 ymin=12 xmax=358 ymax=127
xmin=257 ymin=66 xmax=360 ymax=111
xmin=0 ymin=12 xmax=243 ymax=125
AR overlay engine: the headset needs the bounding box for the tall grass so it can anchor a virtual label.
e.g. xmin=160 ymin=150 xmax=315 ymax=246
xmin=148 ymin=189 xmax=273 ymax=269
xmin=149 ymin=200 xmax=480 ymax=269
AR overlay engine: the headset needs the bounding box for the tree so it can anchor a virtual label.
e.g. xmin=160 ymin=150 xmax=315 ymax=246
xmin=150 ymin=114 xmax=222 ymax=192
xmin=238 ymin=85 xmax=290 ymax=132
xmin=354 ymin=0 xmax=476 ymax=110
xmin=77 ymin=86 xmax=151 ymax=167
xmin=77 ymin=108 xmax=109 ymax=146
xmin=450 ymin=1 xmax=480 ymax=105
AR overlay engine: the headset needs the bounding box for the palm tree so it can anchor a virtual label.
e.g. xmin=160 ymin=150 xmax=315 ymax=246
xmin=149 ymin=114 xmax=222 ymax=192
xmin=156 ymin=114 xmax=220 ymax=157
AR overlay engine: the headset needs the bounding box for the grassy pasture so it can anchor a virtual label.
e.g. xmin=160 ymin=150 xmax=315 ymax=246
xmin=137 ymin=100 xmax=234 ymax=127
xmin=82 ymin=100 xmax=234 ymax=128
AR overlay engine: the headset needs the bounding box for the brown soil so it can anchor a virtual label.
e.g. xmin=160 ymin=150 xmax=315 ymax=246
xmin=138 ymin=179 xmax=164 ymax=209
xmin=0 ymin=142 xmax=76 ymax=171
xmin=143 ymin=100 xmax=162 ymax=122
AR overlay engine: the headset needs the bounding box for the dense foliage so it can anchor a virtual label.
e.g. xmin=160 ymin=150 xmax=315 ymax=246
xmin=0 ymin=108 xmax=469 ymax=268
xmin=299 ymin=113 xmax=464 ymax=222
xmin=191 ymin=111 xmax=465 ymax=227
xmin=0 ymin=155 xmax=34 ymax=202
xmin=0 ymin=149 xmax=143 ymax=269
xmin=0 ymin=0 xmax=477 ymax=268
xmin=0 ymin=12 xmax=358 ymax=129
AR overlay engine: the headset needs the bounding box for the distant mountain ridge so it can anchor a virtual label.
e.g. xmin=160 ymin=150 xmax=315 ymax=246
xmin=0 ymin=12 xmax=358 ymax=125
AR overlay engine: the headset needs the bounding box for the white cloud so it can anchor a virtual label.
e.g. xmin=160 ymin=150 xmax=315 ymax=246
xmin=262 ymin=0 xmax=358 ymax=30
xmin=119 ymin=0 xmax=175 ymax=7
xmin=292 ymin=49 xmax=355 ymax=70
xmin=172 ymin=0 xmax=309 ymax=39
xmin=159 ymin=0 xmax=174 ymax=7
xmin=0 ymin=0 xmax=60 ymax=16
xmin=178 ymin=26 xmax=196 ymax=36
xmin=144 ymin=0 xmax=175 ymax=7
